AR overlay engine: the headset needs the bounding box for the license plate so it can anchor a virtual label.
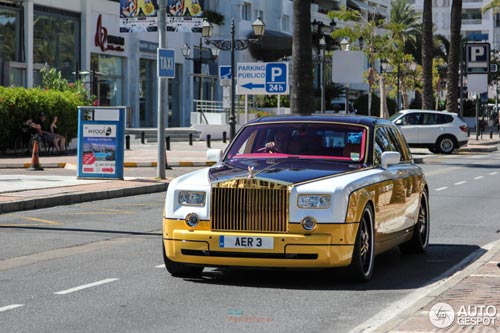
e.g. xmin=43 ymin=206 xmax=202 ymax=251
xmin=219 ymin=236 xmax=274 ymax=249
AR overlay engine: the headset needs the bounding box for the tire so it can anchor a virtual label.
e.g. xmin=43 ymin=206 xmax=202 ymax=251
xmin=162 ymin=242 xmax=203 ymax=277
xmin=400 ymin=191 xmax=430 ymax=254
xmin=347 ymin=205 xmax=375 ymax=282
xmin=436 ymin=135 xmax=456 ymax=154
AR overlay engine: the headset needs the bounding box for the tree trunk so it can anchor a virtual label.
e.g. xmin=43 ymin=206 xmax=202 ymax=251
xmin=446 ymin=0 xmax=462 ymax=114
xmin=291 ymin=0 xmax=314 ymax=115
xmin=379 ymin=76 xmax=389 ymax=119
xmin=422 ymin=0 xmax=434 ymax=110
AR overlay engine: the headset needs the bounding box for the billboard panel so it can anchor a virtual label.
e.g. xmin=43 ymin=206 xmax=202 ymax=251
xmin=166 ymin=0 xmax=205 ymax=32
xmin=120 ymin=0 xmax=159 ymax=33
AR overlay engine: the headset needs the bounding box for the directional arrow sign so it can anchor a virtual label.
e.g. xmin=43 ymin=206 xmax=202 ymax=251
xmin=236 ymin=62 xmax=288 ymax=95
xmin=241 ymin=82 xmax=265 ymax=90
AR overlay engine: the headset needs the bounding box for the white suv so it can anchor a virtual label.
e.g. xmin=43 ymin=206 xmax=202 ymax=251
xmin=390 ymin=109 xmax=468 ymax=154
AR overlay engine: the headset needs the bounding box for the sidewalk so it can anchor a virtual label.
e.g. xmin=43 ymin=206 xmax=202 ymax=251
xmin=1 ymin=137 xmax=499 ymax=333
xmin=0 ymin=140 xmax=229 ymax=214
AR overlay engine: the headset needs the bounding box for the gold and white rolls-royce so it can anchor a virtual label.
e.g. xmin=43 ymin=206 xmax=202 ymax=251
xmin=162 ymin=115 xmax=429 ymax=281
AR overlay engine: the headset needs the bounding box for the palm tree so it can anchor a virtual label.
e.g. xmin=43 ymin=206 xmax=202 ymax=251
xmin=422 ymin=0 xmax=434 ymax=110
xmin=291 ymin=0 xmax=314 ymax=115
xmin=482 ymin=0 xmax=500 ymax=13
xmin=446 ymin=0 xmax=462 ymax=115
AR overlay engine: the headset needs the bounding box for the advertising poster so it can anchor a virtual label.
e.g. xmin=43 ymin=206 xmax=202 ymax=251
xmin=81 ymin=124 xmax=117 ymax=175
xmin=120 ymin=0 xmax=159 ymax=32
xmin=166 ymin=0 xmax=205 ymax=32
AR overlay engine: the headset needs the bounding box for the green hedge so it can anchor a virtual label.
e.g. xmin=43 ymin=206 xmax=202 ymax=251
xmin=0 ymin=86 xmax=90 ymax=151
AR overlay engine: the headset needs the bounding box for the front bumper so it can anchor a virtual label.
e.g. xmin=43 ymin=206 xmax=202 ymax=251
xmin=163 ymin=219 xmax=359 ymax=268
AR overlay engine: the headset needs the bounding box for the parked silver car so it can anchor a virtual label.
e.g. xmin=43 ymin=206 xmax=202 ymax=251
xmin=390 ymin=109 xmax=468 ymax=154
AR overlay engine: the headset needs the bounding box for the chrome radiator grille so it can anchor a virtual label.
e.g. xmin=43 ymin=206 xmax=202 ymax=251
xmin=211 ymin=179 xmax=289 ymax=233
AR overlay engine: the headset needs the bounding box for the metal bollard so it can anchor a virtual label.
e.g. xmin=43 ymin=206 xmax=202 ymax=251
xmin=467 ymin=128 xmax=470 ymax=137
xmin=125 ymin=135 xmax=130 ymax=150
xmin=166 ymin=136 xmax=170 ymax=151
xmin=491 ymin=131 xmax=493 ymax=139
xmin=141 ymin=131 xmax=145 ymax=144
xmin=222 ymin=131 xmax=227 ymax=143
xmin=189 ymin=133 xmax=193 ymax=146
xmin=206 ymin=134 xmax=211 ymax=148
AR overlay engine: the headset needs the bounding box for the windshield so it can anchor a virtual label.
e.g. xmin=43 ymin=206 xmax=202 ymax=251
xmin=225 ymin=122 xmax=367 ymax=162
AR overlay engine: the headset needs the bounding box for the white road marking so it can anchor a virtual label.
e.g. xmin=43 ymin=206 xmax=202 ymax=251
xmin=455 ymin=181 xmax=467 ymax=185
xmin=469 ymin=274 xmax=500 ymax=278
xmin=0 ymin=304 xmax=23 ymax=312
xmin=54 ymin=278 xmax=119 ymax=295
xmin=155 ymin=264 xmax=165 ymax=268
xmin=490 ymin=172 xmax=498 ymax=175
xmin=435 ymin=187 xmax=448 ymax=191
xmin=473 ymin=176 xmax=484 ymax=180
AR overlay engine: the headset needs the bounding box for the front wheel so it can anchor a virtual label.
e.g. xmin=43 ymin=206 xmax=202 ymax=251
xmin=400 ymin=191 xmax=430 ymax=253
xmin=437 ymin=136 xmax=456 ymax=154
xmin=162 ymin=242 xmax=203 ymax=277
xmin=347 ymin=205 xmax=375 ymax=282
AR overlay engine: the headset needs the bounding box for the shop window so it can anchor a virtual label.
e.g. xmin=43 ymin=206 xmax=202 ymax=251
xmin=33 ymin=6 xmax=80 ymax=82
xmin=0 ymin=4 xmax=22 ymax=63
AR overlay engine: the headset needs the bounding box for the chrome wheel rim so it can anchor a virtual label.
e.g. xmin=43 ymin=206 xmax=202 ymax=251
xmin=359 ymin=215 xmax=372 ymax=274
xmin=418 ymin=197 xmax=429 ymax=246
xmin=440 ymin=138 xmax=454 ymax=153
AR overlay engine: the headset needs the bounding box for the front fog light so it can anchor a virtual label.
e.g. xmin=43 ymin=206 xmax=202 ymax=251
xmin=301 ymin=216 xmax=317 ymax=231
xmin=185 ymin=213 xmax=200 ymax=227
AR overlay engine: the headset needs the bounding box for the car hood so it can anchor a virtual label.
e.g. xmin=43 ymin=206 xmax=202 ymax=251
xmin=208 ymin=158 xmax=367 ymax=185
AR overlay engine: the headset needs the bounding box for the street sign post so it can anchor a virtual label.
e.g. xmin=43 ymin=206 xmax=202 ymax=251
xmin=219 ymin=65 xmax=231 ymax=86
xmin=157 ymin=48 xmax=175 ymax=78
xmin=236 ymin=62 xmax=289 ymax=95
xmin=466 ymin=43 xmax=490 ymax=74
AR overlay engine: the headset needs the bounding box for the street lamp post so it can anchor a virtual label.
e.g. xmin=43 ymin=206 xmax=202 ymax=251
xmin=202 ymin=17 xmax=265 ymax=139
xmin=319 ymin=37 xmax=326 ymax=114
xmin=340 ymin=38 xmax=350 ymax=113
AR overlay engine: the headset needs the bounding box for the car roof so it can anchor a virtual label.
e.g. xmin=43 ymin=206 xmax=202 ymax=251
xmin=399 ymin=109 xmax=458 ymax=115
xmin=246 ymin=114 xmax=392 ymax=128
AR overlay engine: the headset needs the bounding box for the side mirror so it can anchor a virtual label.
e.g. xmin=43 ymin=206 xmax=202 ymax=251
xmin=394 ymin=119 xmax=403 ymax=125
xmin=380 ymin=151 xmax=401 ymax=169
xmin=207 ymin=148 xmax=223 ymax=162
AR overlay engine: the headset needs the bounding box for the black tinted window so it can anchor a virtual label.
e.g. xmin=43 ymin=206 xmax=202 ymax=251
xmin=437 ymin=114 xmax=453 ymax=124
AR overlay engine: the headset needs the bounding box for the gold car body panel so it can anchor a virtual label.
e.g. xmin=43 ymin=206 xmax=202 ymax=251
xmin=163 ymin=220 xmax=358 ymax=268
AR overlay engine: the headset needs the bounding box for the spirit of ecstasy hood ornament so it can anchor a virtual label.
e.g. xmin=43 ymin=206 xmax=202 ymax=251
xmin=247 ymin=165 xmax=255 ymax=179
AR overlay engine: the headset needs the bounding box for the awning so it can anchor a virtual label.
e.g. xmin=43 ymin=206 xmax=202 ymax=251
xmin=248 ymin=30 xmax=293 ymax=62
xmin=347 ymin=0 xmax=372 ymax=12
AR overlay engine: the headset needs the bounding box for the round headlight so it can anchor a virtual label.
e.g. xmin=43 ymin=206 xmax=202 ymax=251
xmin=185 ymin=213 xmax=200 ymax=227
xmin=301 ymin=216 xmax=317 ymax=231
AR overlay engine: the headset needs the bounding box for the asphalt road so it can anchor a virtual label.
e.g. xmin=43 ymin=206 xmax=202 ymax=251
xmin=0 ymin=149 xmax=499 ymax=332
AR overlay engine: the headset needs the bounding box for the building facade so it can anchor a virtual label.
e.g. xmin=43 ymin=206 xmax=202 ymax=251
xmin=1 ymin=0 xmax=388 ymax=129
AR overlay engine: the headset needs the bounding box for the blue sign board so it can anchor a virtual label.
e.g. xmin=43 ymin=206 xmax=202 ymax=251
xmin=466 ymin=43 xmax=490 ymax=74
xmin=219 ymin=65 xmax=231 ymax=79
xmin=157 ymin=48 xmax=175 ymax=78
xmin=237 ymin=62 xmax=289 ymax=95
xmin=77 ymin=107 xmax=125 ymax=180
xmin=265 ymin=63 xmax=287 ymax=93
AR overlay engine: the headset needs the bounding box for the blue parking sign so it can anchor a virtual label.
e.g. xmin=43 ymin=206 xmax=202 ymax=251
xmin=219 ymin=65 xmax=231 ymax=79
xmin=265 ymin=63 xmax=288 ymax=93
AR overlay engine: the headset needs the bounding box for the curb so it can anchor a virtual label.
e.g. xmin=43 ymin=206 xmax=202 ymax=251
xmin=351 ymin=239 xmax=500 ymax=333
xmin=0 ymin=182 xmax=168 ymax=214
